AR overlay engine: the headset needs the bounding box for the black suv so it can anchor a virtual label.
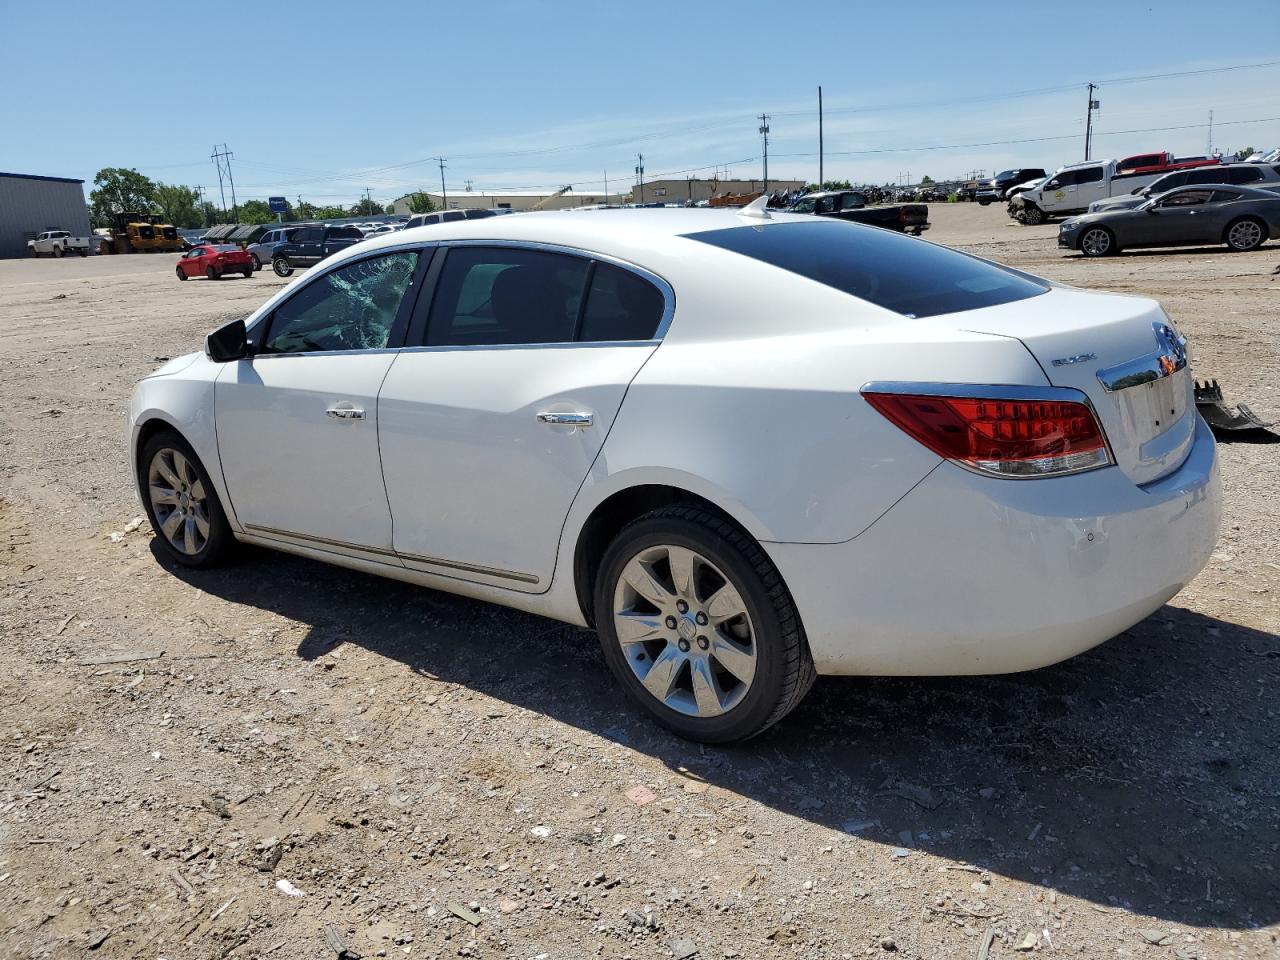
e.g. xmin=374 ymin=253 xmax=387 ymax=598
xmin=976 ymin=168 xmax=1047 ymax=205
xmin=271 ymin=225 xmax=365 ymax=277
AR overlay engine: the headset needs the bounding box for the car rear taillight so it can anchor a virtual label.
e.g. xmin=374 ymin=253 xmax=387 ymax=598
xmin=862 ymin=388 xmax=1112 ymax=478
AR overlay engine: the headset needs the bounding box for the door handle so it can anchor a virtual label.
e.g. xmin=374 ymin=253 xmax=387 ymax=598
xmin=537 ymin=411 xmax=592 ymax=426
xmin=326 ymin=406 xmax=365 ymax=420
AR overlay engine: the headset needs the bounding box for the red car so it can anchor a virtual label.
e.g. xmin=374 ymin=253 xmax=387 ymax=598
xmin=176 ymin=244 xmax=254 ymax=281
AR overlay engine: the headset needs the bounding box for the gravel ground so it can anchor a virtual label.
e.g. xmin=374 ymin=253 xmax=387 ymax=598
xmin=1 ymin=205 xmax=1277 ymax=960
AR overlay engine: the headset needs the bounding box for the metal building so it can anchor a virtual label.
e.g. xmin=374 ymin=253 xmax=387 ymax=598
xmin=0 ymin=172 xmax=91 ymax=259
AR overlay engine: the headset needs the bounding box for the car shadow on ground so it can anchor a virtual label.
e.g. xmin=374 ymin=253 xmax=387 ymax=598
xmin=162 ymin=542 xmax=1280 ymax=931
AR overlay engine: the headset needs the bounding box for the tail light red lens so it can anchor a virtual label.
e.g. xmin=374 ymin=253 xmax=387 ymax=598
xmin=863 ymin=390 xmax=1112 ymax=478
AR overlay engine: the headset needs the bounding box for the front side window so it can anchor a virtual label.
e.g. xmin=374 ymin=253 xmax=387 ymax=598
xmin=816 ymin=196 xmax=837 ymax=213
xmin=261 ymin=251 xmax=420 ymax=354
xmin=685 ymin=221 xmax=1048 ymax=319
xmin=839 ymin=193 xmax=865 ymax=211
xmin=791 ymin=197 xmax=817 ymax=214
xmin=426 ymin=247 xmax=589 ymax=346
xmin=1075 ymin=167 xmax=1104 ymax=185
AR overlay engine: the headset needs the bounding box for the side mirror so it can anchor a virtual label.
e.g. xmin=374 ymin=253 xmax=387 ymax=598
xmin=1147 ymin=206 xmax=1160 ymax=215
xmin=206 ymin=318 xmax=249 ymax=362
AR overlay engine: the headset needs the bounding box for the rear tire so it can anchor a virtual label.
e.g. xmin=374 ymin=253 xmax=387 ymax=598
xmin=242 ymin=268 xmax=252 ymax=278
xmin=1224 ymin=217 xmax=1266 ymax=252
xmin=272 ymin=256 xmax=293 ymax=277
xmin=137 ymin=429 xmax=234 ymax=569
xmin=978 ymin=198 xmax=991 ymax=206
xmin=593 ymin=505 xmax=816 ymax=743
xmin=206 ymin=266 xmax=219 ymax=280
xmin=1079 ymin=226 xmax=1116 ymax=258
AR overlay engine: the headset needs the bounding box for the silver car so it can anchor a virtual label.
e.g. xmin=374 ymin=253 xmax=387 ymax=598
xmin=246 ymin=227 xmax=301 ymax=272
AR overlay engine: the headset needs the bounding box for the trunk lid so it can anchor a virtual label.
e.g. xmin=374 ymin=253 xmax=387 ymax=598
xmin=959 ymin=286 xmax=1195 ymax=485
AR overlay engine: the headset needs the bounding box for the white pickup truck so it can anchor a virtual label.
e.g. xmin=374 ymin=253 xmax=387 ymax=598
xmin=1008 ymin=158 xmax=1221 ymax=224
xmin=28 ymin=230 xmax=93 ymax=257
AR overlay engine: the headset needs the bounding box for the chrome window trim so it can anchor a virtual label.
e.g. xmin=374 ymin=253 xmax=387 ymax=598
xmin=859 ymin=380 xmax=1117 ymax=480
xmin=433 ymin=238 xmax=676 ymax=345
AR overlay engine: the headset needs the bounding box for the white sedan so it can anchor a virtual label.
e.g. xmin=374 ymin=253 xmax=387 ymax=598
xmin=128 ymin=204 xmax=1221 ymax=742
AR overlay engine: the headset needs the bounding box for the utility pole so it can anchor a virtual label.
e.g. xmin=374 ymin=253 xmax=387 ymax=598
xmin=365 ymin=186 xmax=374 ymax=214
xmin=759 ymin=113 xmax=770 ymax=193
xmin=464 ymin=179 xmax=473 ymax=193
xmin=818 ymin=87 xmax=824 ymax=189
xmin=635 ymin=153 xmax=644 ymax=203
xmin=603 ymin=169 xmax=608 ymax=200
xmin=434 ymin=157 xmax=447 ymax=210
xmin=1207 ymin=109 xmax=1214 ymax=155
xmin=1084 ymin=83 xmax=1099 ymax=161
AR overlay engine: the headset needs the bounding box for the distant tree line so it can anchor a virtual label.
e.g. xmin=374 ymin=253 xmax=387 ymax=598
xmin=87 ymin=167 xmax=404 ymax=228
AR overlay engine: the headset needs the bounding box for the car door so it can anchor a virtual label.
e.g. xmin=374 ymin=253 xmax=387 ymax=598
xmin=1144 ymin=189 xmax=1215 ymax=244
xmin=377 ymin=243 xmax=670 ymax=591
xmin=182 ymin=247 xmax=204 ymax=277
xmin=214 ymin=247 xmax=429 ymax=553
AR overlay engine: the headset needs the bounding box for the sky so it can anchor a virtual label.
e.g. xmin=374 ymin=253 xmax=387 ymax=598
xmin=3 ymin=0 xmax=1279 ymax=205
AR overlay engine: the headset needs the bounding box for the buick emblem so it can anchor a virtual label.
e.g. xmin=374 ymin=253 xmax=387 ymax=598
xmin=1051 ymin=353 xmax=1097 ymax=367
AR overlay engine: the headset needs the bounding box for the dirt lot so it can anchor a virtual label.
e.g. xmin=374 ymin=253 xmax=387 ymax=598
xmin=1 ymin=206 xmax=1277 ymax=960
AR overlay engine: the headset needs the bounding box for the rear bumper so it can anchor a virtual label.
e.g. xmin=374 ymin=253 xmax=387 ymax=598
xmin=765 ymin=416 xmax=1220 ymax=676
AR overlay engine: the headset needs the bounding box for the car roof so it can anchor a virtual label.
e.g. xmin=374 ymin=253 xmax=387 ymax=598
xmin=1158 ymin=183 xmax=1276 ymax=197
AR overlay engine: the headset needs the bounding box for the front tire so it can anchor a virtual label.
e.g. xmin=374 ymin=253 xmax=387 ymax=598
xmin=176 ymin=266 xmax=187 ymax=281
xmin=594 ymin=505 xmax=815 ymax=743
xmin=137 ymin=429 xmax=234 ymax=569
xmin=54 ymin=245 xmax=64 ymax=258
xmin=1021 ymin=204 xmax=1045 ymax=225
xmin=272 ymin=256 xmax=293 ymax=277
xmin=977 ymin=198 xmax=991 ymax=206
xmin=1079 ymin=226 xmax=1116 ymax=257
xmin=250 ymin=254 xmax=261 ymax=271
xmin=1225 ymin=217 xmax=1266 ymax=252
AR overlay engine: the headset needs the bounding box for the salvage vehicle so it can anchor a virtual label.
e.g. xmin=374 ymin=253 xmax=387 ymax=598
xmin=246 ymin=226 xmax=301 ymax=272
xmin=176 ymin=244 xmax=254 ymax=280
xmin=976 ymin=168 xmax=1046 ymax=205
xmin=1116 ymin=152 xmax=1221 ymax=177
xmin=1059 ymin=184 xmax=1280 ymax=257
xmin=1011 ymin=155 xmax=1224 ymax=224
xmin=403 ymin=209 xmax=499 ymax=230
xmin=787 ymin=190 xmax=929 ymax=234
xmin=129 ymin=203 xmax=1220 ymax=742
xmin=27 ymin=229 xmax=92 ymax=257
xmin=270 ymin=224 xmax=364 ymax=276
xmin=1088 ymin=163 xmax=1280 ymax=213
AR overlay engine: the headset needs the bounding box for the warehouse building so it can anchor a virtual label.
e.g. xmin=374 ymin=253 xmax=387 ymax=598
xmin=391 ymin=188 xmax=626 ymax=214
xmin=0 ymin=172 xmax=91 ymax=259
xmin=633 ymin=178 xmax=805 ymax=205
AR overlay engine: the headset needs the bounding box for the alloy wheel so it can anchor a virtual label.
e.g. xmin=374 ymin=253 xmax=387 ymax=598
xmin=1081 ymin=228 xmax=1112 ymax=257
xmin=147 ymin=447 xmax=210 ymax=556
xmin=1228 ymin=220 xmax=1262 ymax=251
xmin=612 ymin=544 xmax=757 ymax=718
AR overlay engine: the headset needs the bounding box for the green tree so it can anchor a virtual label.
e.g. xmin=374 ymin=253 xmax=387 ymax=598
xmin=351 ymin=197 xmax=383 ymax=216
xmin=232 ymin=199 xmax=277 ymax=225
xmin=89 ymin=167 xmax=156 ymax=227
xmin=295 ymin=200 xmax=320 ymax=220
xmin=315 ymin=205 xmax=348 ymax=220
xmin=200 ymin=201 xmax=220 ymax=226
xmin=919 ymin=175 xmax=934 ymax=185
xmin=406 ymin=191 xmax=436 ymax=214
xmin=152 ymin=183 xmax=204 ymax=228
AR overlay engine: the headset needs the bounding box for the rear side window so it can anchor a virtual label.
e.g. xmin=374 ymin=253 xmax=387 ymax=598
xmin=578 ymin=262 xmax=665 ymax=341
xmin=427 ymin=247 xmax=589 ymax=346
xmin=1226 ymin=167 xmax=1263 ymax=183
xmin=1210 ymin=190 xmax=1242 ymax=202
xmin=442 ymin=211 xmax=465 ymax=223
xmin=684 ymin=221 xmax=1048 ymax=319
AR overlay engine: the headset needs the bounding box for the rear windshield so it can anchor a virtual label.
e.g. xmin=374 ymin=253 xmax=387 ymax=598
xmin=684 ymin=221 xmax=1049 ymax=318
